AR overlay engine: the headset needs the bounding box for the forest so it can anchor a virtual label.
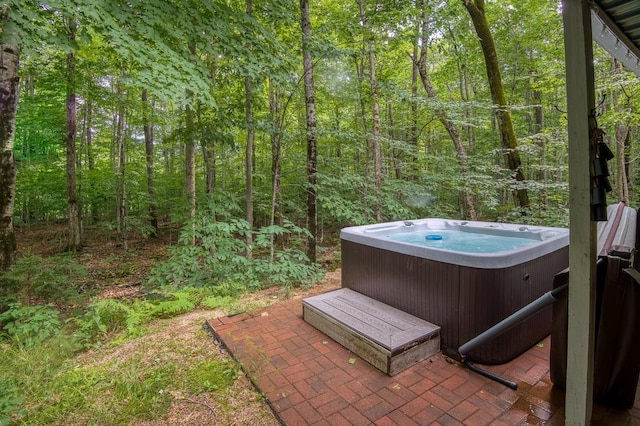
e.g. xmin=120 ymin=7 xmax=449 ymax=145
xmin=1 ymin=0 xmax=640 ymax=424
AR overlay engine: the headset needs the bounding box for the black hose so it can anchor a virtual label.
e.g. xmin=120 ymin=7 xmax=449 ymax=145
xmin=457 ymin=258 xmax=606 ymax=388
xmin=458 ymin=289 xmax=562 ymax=357
xmin=464 ymin=360 xmax=518 ymax=390
xmin=550 ymin=282 xmax=569 ymax=299
xmin=457 ymin=280 xmax=574 ymax=389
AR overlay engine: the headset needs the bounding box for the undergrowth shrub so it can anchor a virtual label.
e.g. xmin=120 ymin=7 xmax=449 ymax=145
xmin=0 ymin=253 xmax=88 ymax=305
xmin=73 ymin=299 xmax=143 ymax=346
xmin=0 ymin=303 xmax=61 ymax=346
xmin=148 ymin=217 xmax=252 ymax=288
xmin=147 ymin=211 xmax=324 ymax=290
xmin=73 ymin=284 xmax=246 ymax=346
xmin=0 ymin=380 xmax=24 ymax=426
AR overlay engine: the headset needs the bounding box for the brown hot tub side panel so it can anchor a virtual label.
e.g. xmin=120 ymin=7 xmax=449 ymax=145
xmin=342 ymin=239 xmax=569 ymax=364
xmin=341 ymin=240 xmax=460 ymax=349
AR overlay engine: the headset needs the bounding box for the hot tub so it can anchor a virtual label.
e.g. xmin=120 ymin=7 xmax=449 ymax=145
xmin=341 ymin=218 xmax=569 ymax=364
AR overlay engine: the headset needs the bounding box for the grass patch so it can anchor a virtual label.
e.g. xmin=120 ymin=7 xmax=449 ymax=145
xmin=2 ymin=342 xmax=174 ymax=425
xmin=0 ymin=318 xmax=244 ymax=425
xmin=187 ymin=360 xmax=238 ymax=394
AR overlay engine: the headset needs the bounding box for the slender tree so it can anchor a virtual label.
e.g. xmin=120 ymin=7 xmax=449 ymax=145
xmin=301 ymin=0 xmax=317 ymax=263
xmin=142 ymin=88 xmax=158 ymax=236
xmin=446 ymin=24 xmax=476 ymax=152
xmin=83 ymin=95 xmax=98 ymax=223
xmin=357 ymin=0 xmax=383 ymax=222
xmin=415 ymin=1 xmax=477 ymax=219
xmin=182 ymin=41 xmax=198 ymax=247
xmin=387 ymin=99 xmax=402 ymax=180
xmin=65 ymin=15 xmax=81 ymax=250
xmin=185 ymin=45 xmax=196 ymax=231
xmin=0 ymin=5 xmax=19 ymax=270
xmin=244 ymin=0 xmax=254 ymax=259
xmin=462 ymin=0 xmax=530 ymax=209
xmin=198 ymin=102 xmax=215 ymax=195
xmin=268 ymin=79 xmax=284 ymax=257
xmin=114 ymin=67 xmax=127 ymax=250
xmin=409 ymin=33 xmax=420 ymax=181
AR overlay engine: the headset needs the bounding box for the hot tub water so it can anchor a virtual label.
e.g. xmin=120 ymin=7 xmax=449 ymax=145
xmin=388 ymin=229 xmax=539 ymax=253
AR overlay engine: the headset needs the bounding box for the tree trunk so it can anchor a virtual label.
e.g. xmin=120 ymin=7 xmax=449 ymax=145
xmin=85 ymin=100 xmax=94 ymax=171
xmin=0 ymin=5 xmax=19 ymax=271
xmin=115 ymin=68 xmax=127 ymax=250
xmin=198 ymin=103 xmax=216 ymax=195
xmin=416 ymin=2 xmax=477 ymax=220
xmin=462 ymin=0 xmax=530 ymax=210
xmin=301 ymin=0 xmax=317 ymax=263
xmin=201 ymin=139 xmax=216 ymax=195
xmin=358 ymin=0 xmax=383 ymax=222
xmin=66 ymin=16 xmax=81 ymax=251
xmin=185 ymin=103 xmax=196 ymax=213
xmin=84 ymin=98 xmax=99 ymax=223
xmin=245 ymin=0 xmax=254 ymax=259
xmin=447 ymin=25 xmax=476 ymax=152
xmin=268 ymin=79 xmax=284 ymax=257
xmin=529 ymin=86 xmax=547 ymax=202
xmin=614 ymin=125 xmax=630 ymax=203
xmin=610 ymin=59 xmax=631 ymax=203
xmin=409 ymin=33 xmax=419 ymax=181
xmin=185 ymin=43 xmax=197 ymax=246
xmin=142 ymin=89 xmax=158 ymax=237
xmin=387 ymin=99 xmax=402 ymax=180
xmin=532 ymin=88 xmax=543 ymax=134
xmin=624 ymin=128 xmax=632 ymax=201
xmin=354 ymin=57 xmax=370 ymax=219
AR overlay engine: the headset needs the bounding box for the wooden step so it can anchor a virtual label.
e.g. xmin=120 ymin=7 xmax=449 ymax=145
xmin=303 ymin=288 xmax=440 ymax=376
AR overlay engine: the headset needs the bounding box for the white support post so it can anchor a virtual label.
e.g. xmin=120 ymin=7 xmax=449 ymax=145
xmin=563 ymin=0 xmax=597 ymax=424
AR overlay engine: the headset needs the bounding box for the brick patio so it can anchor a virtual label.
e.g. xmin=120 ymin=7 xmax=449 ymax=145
xmin=207 ymin=287 xmax=640 ymax=425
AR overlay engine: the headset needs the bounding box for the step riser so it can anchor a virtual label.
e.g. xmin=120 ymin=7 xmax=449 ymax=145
xmin=303 ymin=289 xmax=440 ymax=376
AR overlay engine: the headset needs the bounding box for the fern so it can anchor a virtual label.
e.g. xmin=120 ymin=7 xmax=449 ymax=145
xmin=146 ymin=287 xmax=216 ymax=318
xmin=201 ymin=295 xmax=234 ymax=310
xmin=74 ymin=299 xmax=139 ymax=346
xmin=149 ymin=294 xmax=196 ymax=318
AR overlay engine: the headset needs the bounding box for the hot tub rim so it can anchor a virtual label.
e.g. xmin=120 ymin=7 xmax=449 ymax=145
xmin=340 ymin=218 xmax=569 ymax=269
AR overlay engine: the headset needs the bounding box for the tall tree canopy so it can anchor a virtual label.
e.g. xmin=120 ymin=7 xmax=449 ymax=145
xmin=3 ymin=0 xmax=640 ymax=272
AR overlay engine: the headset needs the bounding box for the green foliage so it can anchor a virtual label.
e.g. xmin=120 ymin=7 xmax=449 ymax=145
xmin=73 ymin=298 xmax=142 ymax=346
xmin=257 ymin=253 xmax=323 ymax=289
xmin=73 ymin=284 xmax=247 ymax=347
xmin=146 ymin=287 xmax=205 ymax=318
xmin=148 ymin=216 xmax=252 ymax=288
xmin=0 ymin=380 xmax=25 ymax=426
xmin=11 ymin=0 xmax=591 ymax=246
xmin=148 ymin=209 xmax=324 ymax=290
xmin=0 ymin=303 xmax=61 ymax=346
xmin=0 ymin=253 xmax=88 ymax=305
xmin=317 ymin=173 xmax=371 ymax=225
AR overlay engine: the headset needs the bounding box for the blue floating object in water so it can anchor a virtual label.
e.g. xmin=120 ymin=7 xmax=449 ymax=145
xmin=425 ymin=234 xmax=443 ymax=240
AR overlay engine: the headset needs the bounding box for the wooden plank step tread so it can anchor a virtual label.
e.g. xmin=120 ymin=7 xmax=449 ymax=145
xmin=303 ymin=288 xmax=440 ymax=376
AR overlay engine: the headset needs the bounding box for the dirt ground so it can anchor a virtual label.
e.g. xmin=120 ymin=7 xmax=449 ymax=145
xmin=14 ymin=224 xmax=342 ymax=425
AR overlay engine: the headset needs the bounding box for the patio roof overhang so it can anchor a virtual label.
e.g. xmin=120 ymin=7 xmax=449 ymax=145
xmin=592 ymin=1 xmax=640 ymax=77
xmin=563 ymin=1 xmax=640 ymax=424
